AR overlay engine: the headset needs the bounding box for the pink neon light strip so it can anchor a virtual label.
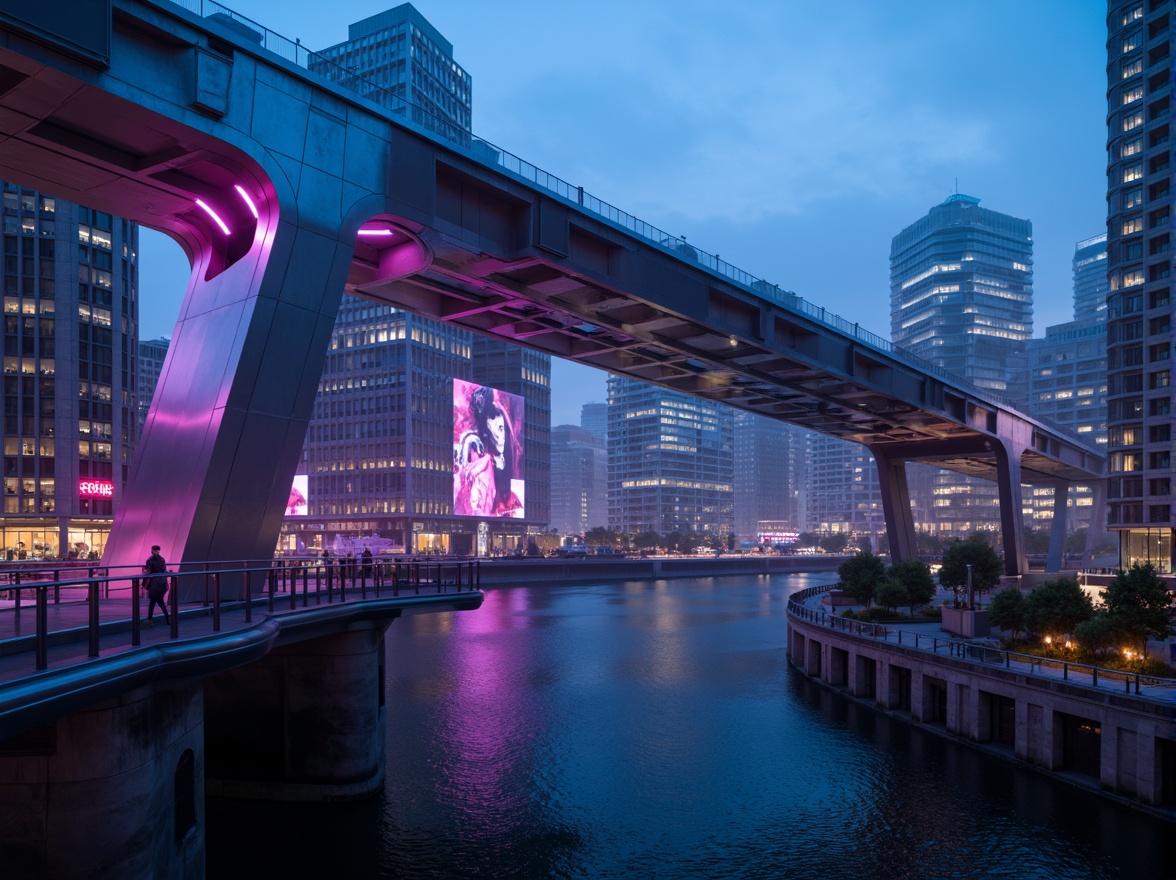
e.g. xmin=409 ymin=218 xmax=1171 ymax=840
xmin=234 ymin=184 xmax=259 ymax=219
xmin=195 ymin=198 xmax=231 ymax=235
xmin=358 ymin=228 xmax=396 ymax=237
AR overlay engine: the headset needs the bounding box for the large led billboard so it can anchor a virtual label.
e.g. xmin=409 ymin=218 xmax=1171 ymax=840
xmin=453 ymin=379 xmax=525 ymax=518
xmin=286 ymin=474 xmax=308 ymax=516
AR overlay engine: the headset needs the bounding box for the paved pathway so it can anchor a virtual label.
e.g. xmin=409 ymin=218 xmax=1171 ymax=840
xmin=795 ymin=588 xmax=1176 ymax=704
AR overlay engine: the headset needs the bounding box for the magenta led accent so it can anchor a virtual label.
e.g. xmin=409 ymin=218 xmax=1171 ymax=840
xmin=234 ymin=184 xmax=259 ymax=219
xmin=358 ymin=228 xmax=396 ymax=237
xmin=195 ymin=198 xmax=231 ymax=235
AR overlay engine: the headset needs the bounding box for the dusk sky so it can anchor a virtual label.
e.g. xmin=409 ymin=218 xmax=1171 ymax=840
xmin=139 ymin=0 xmax=1109 ymax=426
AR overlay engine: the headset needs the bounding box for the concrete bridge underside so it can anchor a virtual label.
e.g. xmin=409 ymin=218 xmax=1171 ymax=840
xmin=0 ymin=0 xmax=1104 ymax=577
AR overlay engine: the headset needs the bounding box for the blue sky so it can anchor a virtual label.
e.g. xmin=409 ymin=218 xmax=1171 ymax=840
xmin=139 ymin=0 xmax=1109 ymax=426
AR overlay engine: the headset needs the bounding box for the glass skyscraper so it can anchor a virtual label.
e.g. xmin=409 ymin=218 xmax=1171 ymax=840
xmin=1 ymin=187 xmax=138 ymax=559
xmin=606 ymin=376 xmax=733 ymax=539
xmin=1105 ymin=0 xmax=1173 ymax=571
xmin=890 ymin=194 xmax=1034 ymax=536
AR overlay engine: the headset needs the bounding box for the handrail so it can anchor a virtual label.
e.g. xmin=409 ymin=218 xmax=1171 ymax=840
xmin=0 ymin=558 xmax=481 ymax=676
xmin=786 ymin=591 xmax=1175 ymax=699
xmin=151 ymin=0 xmax=1105 ymax=445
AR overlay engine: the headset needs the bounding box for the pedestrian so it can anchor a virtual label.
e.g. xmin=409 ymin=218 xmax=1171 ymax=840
xmin=144 ymin=544 xmax=170 ymax=627
xmin=361 ymin=546 xmax=373 ymax=582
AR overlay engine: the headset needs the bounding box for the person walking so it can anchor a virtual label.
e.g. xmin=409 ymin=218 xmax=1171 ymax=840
xmin=144 ymin=544 xmax=170 ymax=627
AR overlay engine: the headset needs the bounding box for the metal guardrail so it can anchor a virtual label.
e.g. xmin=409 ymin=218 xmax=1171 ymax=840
xmin=0 ymin=557 xmax=481 ymax=674
xmin=786 ymin=588 xmax=1175 ymax=699
xmin=151 ymin=0 xmax=1102 ymax=438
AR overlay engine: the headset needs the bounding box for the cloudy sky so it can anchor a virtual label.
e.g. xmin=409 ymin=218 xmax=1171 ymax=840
xmin=139 ymin=0 xmax=1109 ymax=425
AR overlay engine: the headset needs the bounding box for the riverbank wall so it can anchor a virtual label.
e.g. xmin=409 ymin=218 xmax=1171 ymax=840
xmin=473 ymin=554 xmax=843 ymax=587
xmin=786 ymin=589 xmax=1176 ymax=820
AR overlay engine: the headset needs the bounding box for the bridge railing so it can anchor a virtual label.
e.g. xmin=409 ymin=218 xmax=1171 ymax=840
xmin=0 ymin=557 xmax=481 ymax=677
xmin=786 ymin=593 xmax=1175 ymax=700
xmin=160 ymin=0 xmax=1082 ymax=426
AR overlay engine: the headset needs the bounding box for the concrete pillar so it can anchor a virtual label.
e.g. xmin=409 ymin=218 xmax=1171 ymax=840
xmin=1084 ymin=480 xmax=1107 ymax=562
xmin=993 ymin=438 xmax=1028 ymax=576
xmin=1046 ymin=482 xmax=1069 ymax=572
xmin=204 ymin=622 xmax=390 ymax=801
xmin=0 ymin=683 xmax=204 ymax=879
xmin=869 ymin=446 xmax=919 ymax=564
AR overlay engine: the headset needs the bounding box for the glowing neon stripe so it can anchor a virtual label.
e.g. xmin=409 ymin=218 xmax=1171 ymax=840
xmin=358 ymin=228 xmax=396 ymax=237
xmin=195 ymin=198 xmax=231 ymax=235
xmin=234 ymin=184 xmax=259 ymax=219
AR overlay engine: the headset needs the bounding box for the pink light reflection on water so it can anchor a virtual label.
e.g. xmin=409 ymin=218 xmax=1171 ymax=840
xmin=429 ymin=588 xmax=540 ymax=825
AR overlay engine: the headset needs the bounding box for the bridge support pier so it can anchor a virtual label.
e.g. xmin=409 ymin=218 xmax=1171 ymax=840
xmin=0 ymin=682 xmax=205 ymax=879
xmin=204 ymin=623 xmax=390 ymax=802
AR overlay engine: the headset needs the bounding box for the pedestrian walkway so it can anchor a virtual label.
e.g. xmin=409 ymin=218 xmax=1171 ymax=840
xmin=792 ymin=585 xmax=1176 ymax=704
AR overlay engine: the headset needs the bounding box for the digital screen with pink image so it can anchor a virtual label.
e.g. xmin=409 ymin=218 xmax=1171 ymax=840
xmin=453 ymin=379 xmax=525 ymax=518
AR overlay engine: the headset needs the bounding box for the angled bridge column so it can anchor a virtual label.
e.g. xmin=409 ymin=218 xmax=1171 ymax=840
xmin=868 ymin=445 xmax=919 ymax=564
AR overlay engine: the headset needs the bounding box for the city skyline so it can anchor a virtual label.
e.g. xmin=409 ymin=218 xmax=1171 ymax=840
xmin=138 ymin=0 xmax=1108 ymax=426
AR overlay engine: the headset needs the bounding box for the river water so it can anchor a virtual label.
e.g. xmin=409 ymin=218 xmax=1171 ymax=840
xmin=207 ymin=573 xmax=1172 ymax=879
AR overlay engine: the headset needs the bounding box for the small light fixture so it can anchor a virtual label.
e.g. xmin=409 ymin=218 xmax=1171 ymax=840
xmin=1044 ymin=635 xmax=1052 ymax=645
xmin=234 ymin=184 xmax=259 ymax=219
xmin=728 ymin=336 xmax=737 ymax=347
xmin=194 ymin=198 xmax=230 ymax=235
xmin=358 ymin=227 xmax=396 ymax=238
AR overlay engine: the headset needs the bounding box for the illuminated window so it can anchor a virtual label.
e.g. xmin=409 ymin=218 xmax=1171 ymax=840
xmin=1123 ymin=112 xmax=1144 ymax=131
xmin=1122 ymin=58 xmax=1143 ymax=78
xmin=1122 ymin=138 xmax=1143 ymax=157
xmin=1123 ymin=86 xmax=1144 ymax=105
xmin=1124 ymin=163 xmax=1144 ymax=182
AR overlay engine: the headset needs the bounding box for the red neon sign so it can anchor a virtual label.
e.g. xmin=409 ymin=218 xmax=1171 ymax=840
xmin=78 ymin=479 xmax=114 ymax=499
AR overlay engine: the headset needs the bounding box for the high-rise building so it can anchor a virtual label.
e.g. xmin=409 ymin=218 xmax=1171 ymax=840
xmin=549 ymin=424 xmax=607 ymax=537
xmin=1105 ymin=0 xmax=1173 ymax=571
xmin=733 ymin=412 xmax=802 ymax=541
xmin=1025 ymin=235 xmax=1109 ymax=539
xmin=802 ymin=433 xmax=885 ymax=546
xmin=284 ymin=5 xmax=550 ymax=557
xmin=607 ymin=376 xmax=733 ymax=538
xmin=136 ymin=336 xmax=169 ymax=435
xmin=1073 ymin=233 xmax=1109 ymax=323
xmin=580 ymin=402 xmax=608 ymax=442
xmin=890 ymin=194 xmax=1034 ymax=536
xmin=312 ymin=3 xmax=472 ymax=143
xmin=1 ymin=187 xmax=139 ymax=559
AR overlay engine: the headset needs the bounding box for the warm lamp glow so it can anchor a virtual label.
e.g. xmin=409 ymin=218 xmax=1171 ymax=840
xmin=1044 ymin=635 xmax=1052 ymax=645
xmin=194 ymin=198 xmax=231 ymax=235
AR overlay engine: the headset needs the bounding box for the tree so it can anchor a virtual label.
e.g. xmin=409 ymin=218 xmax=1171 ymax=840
xmin=819 ymin=533 xmax=849 ymax=555
xmin=586 ymin=526 xmax=618 ymax=546
xmin=1100 ymin=562 xmax=1174 ymax=653
xmin=1023 ymin=527 xmax=1051 ymax=555
xmin=885 ymin=559 xmax=936 ymax=614
xmin=1023 ymin=577 xmax=1093 ymax=639
xmin=857 ymin=535 xmax=873 ymax=556
xmin=938 ymin=535 xmax=1003 ymax=606
xmin=1073 ymin=614 xmax=1117 ymax=660
xmin=874 ymin=578 xmax=908 ymax=612
xmin=632 ymin=531 xmax=661 ymax=550
xmin=988 ymin=587 xmax=1027 ymax=639
xmin=838 ymin=550 xmax=885 ymax=607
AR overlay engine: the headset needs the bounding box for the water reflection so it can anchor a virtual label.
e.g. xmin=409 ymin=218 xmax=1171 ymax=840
xmin=207 ymin=574 xmax=1171 ymax=879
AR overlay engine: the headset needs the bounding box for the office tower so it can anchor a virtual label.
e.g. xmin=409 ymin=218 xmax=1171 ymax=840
xmin=136 ymin=336 xmax=169 ymax=435
xmin=802 ymin=433 xmax=885 ymax=546
xmin=890 ymin=194 xmax=1034 ymax=536
xmin=1 ymin=187 xmax=138 ymax=559
xmin=1105 ymin=0 xmax=1173 ymax=571
xmin=733 ymin=412 xmax=802 ymax=541
xmin=312 ymin=3 xmax=472 ymax=143
xmin=550 ymin=424 xmax=607 ymax=536
xmin=580 ymin=401 xmax=608 ymax=442
xmin=285 ymin=5 xmax=550 ymax=556
xmin=1073 ymin=234 xmax=1109 ymax=322
xmin=606 ymin=376 xmax=733 ymax=538
xmin=1025 ymin=235 xmax=1110 ymax=539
